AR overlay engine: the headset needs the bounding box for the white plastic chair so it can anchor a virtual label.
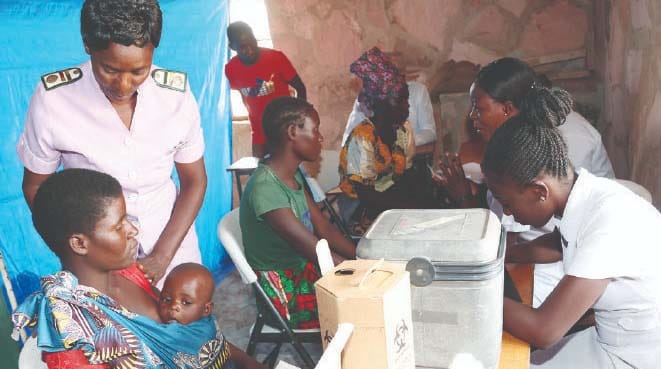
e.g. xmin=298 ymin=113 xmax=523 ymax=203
xmin=314 ymin=240 xmax=334 ymax=277
xmin=317 ymin=150 xmax=341 ymax=193
xmin=18 ymin=336 xmax=46 ymax=369
xmin=314 ymin=323 xmax=353 ymax=369
xmin=614 ymin=179 xmax=653 ymax=203
xmin=275 ymin=323 xmax=354 ymax=369
xmin=218 ymin=209 xmax=321 ymax=369
xmin=1 ymin=250 xmax=25 ymax=343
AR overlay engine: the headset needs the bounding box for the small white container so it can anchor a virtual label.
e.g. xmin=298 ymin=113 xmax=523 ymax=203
xmin=357 ymin=209 xmax=504 ymax=369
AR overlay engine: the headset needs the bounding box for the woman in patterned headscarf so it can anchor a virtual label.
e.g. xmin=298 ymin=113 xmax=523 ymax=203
xmin=339 ymin=47 xmax=433 ymax=220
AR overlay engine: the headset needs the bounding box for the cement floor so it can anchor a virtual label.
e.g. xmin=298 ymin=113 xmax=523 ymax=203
xmin=212 ymin=269 xmax=323 ymax=368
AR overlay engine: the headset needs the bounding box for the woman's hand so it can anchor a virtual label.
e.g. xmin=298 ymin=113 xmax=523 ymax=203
xmin=137 ymin=252 xmax=170 ymax=285
xmin=140 ymin=159 xmax=206 ymax=285
xmin=434 ymin=152 xmax=473 ymax=205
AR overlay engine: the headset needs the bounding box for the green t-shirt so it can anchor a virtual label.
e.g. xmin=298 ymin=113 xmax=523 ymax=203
xmin=240 ymin=164 xmax=313 ymax=270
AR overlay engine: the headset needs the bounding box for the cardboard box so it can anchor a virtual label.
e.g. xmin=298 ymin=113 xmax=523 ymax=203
xmin=315 ymin=260 xmax=415 ymax=369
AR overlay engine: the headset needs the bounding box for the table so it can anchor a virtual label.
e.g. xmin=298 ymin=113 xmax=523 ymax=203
xmin=498 ymin=263 xmax=534 ymax=369
xmin=226 ymin=156 xmax=259 ymax=199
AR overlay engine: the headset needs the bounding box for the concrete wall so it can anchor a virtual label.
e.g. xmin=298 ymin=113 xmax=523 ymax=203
xmin=597 ymin=0 xmax=661 ymax=207
xmin=263 ymin=0 xmax=593 ymax=150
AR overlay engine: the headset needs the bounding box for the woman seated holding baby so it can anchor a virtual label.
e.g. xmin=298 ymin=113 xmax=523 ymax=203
xmin=12 ymin=169 xmax=263 ymax=369
xmin=240 ymin=97 xmax=356 ymax=330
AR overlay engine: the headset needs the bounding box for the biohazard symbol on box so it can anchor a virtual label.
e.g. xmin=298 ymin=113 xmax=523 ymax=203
xmin=394 ymin=319 xmax=409 ymax=354
xmin=323 ymin=329 xmax=333 ymax=345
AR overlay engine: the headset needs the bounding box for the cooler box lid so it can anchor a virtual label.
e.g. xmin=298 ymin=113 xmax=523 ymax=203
xmin=357 ymin=209 xmax=502 ymax=264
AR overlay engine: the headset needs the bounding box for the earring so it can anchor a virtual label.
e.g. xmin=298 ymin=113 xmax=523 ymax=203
xmin=540 ymin=196 xmax=546 ymax=202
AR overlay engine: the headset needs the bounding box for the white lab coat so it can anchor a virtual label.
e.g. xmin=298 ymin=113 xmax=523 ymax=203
xmin=489 ymin=111 xmax=615 ymax=307
xmin=530 ymin=169 xmax=661 ymax=368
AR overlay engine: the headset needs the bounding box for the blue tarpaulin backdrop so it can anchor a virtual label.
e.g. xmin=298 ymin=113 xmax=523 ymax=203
xmin=0 ymin=0 xmax=234 ymax=306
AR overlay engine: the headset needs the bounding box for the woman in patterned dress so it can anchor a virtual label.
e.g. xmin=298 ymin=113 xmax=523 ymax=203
xmin=12 ymin=169 xmax=264 ymax=369
xmin=339 ymin=47 xmax=436 ymax=221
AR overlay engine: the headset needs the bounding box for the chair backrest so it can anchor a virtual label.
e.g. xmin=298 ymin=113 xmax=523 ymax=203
xmin=614 ymin=179 xmax=653 ymax=203
xmin=315 ymin=239 xmax=334 ymax=277
xmin=317 ymin=150 xmax=341 ymax=192
xmin=217 ymin=208 xmax=258 ymax=284
xmin=314 ymin=323 xmax=354 ymax=369
xmin=19 ymin=336 xmax=46 ymax=369
xmin=298 ymin=165 xmax=326 ymax=202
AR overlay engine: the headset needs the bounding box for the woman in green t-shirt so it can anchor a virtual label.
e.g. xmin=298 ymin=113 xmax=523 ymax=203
xmin=239 ymin=97 xmax=356 ymax=329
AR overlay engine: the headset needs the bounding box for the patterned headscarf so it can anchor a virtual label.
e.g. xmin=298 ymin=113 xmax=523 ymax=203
xmin=350 ymin=47 xmax=407 ymax=111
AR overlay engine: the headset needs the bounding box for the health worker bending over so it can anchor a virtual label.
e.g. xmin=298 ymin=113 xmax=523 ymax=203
xmin=17 ymin=0 xmax=207 ymax=286
xmin=483 ymin=88 xmax=661 ymax=368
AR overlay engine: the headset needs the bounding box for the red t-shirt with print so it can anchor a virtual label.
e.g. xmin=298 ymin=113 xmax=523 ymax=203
xmin=224 ymin=48 xmax=298 ymax=145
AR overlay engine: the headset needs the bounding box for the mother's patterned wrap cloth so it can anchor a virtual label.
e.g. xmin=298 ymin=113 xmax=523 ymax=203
xmin=12 ymin=271 xmax=234 ymax=369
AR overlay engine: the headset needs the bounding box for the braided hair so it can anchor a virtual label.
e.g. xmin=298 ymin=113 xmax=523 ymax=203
xmin=262 ymin=97 xmax=316 ymax=150
xmin=481 ymin=86 xmax=574 ymax=186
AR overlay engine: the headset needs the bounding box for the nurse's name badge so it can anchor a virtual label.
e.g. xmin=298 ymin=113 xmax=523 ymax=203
xmin=41 ymin=68 xmax=82 ymax=90
xmin=152 ymin=69 xmax=187 ymax=92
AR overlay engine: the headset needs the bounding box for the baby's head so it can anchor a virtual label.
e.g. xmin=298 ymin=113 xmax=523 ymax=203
xmin=158 ymin=263 xmax=215 ymax=325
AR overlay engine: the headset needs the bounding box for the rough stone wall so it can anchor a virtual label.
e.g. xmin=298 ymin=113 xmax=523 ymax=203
xmin=263 ymin=0 xmax=593 ymax=150
xmin=598 ymin=0 xmax=661 ymax=207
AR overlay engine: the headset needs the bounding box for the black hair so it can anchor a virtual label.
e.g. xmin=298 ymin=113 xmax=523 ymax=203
xmin=32 ymin=169 xmax=123 ymax=258
xmin=81 ymin=0 xmax=162 ymax=51
xmin=519 ymin=86 xmax=573 ymax=130
xmin=474 ymin=57 xmax=537 ymax=109
xmin=227 ymin=21 xmax=254 ymax=45
xmin=481 ymin=86 xmax=574 ymax=186
xmin=262 ymin=97 xmax=316 ymax=150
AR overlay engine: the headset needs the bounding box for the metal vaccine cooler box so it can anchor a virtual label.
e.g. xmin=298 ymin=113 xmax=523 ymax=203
xmin=357 ymin=209 xmax=505 ymax=369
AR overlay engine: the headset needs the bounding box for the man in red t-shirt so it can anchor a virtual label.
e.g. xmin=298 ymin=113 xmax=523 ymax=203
xmin=225 ymin=21 xmax=307 ymax=158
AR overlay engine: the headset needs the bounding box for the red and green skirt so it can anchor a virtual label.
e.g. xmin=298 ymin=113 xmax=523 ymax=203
xmin=255 ymin=260 xmax=320 ymax=329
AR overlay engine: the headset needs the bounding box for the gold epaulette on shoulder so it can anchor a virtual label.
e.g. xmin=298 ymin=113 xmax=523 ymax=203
xmin=41 ymin=68 xmax=82 ymax=91
xmin=152 ymin=69 xmax=187 ymax=92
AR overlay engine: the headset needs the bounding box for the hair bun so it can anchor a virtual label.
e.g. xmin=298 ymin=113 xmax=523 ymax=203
xmin=521 ymin=86 xmax=573 ymax=128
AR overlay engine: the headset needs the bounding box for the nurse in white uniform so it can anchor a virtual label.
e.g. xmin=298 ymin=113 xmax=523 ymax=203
xmin=482 ymin=86 xmax=661 ymax=368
